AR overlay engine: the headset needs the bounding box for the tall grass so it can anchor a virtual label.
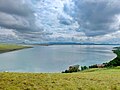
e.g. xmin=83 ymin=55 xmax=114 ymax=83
xmin=0 ymin=67 xmax=120 ymax=90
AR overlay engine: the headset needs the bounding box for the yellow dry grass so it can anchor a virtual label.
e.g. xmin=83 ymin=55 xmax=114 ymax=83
xmin=0 ymin=67 xmax=120 ymax=90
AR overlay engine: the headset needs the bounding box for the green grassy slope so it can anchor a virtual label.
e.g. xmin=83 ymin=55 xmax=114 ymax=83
xmin=0 ymin=67 xmax=120 ymax=90
xmin=105 ymin=48 xmax=120 ymax=67
xmin=0 ymin=44 xmax=32 ymax=53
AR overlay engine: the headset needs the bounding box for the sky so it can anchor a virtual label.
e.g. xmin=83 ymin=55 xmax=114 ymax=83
xmin=0 ymin=0 xmax=120 ymax=44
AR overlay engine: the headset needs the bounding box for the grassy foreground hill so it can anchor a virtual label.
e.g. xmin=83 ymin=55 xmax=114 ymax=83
xmin=0 ymin=67 xmax=120 ymax=90
xmin=0 ymin=44 xmax=32 ymax=53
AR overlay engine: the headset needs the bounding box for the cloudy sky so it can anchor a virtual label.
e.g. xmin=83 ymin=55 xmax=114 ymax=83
xmin=0 ymin=0 xmax=120 ymax=44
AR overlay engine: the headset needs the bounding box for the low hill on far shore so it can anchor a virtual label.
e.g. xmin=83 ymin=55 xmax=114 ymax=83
xmin=0 ymin=43 xmax=32 ymax=53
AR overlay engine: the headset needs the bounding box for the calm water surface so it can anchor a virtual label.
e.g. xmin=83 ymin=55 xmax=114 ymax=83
xmin=0 ymin=45 xmax=118 ymax=72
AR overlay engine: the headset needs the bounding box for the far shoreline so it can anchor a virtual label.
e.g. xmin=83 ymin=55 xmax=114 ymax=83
xmin=26 ymin=43 xmax=120 ymax=46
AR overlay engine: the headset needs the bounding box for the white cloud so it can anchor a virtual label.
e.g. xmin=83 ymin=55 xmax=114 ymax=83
xmin=0 ymin=0 xmax=120 ymax=44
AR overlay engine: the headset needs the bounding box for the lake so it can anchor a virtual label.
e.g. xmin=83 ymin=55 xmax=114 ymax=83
xmin=0 ymin=45 xmax=118 ymax=72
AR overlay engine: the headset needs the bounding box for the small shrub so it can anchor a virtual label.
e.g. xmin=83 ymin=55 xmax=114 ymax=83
xmin=81 ymin=66 xmax=88 ymax=71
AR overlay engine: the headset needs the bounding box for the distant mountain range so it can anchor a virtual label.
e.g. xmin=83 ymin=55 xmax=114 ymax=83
xmin=21 ymin=41 xmax=120 ymax=45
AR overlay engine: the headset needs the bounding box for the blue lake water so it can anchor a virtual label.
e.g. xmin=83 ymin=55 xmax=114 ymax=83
xmin=0 ymin=45 xmax=118 ymax=72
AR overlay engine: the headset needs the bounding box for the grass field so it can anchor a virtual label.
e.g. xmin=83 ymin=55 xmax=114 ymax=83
xmin=0 ymin=67 xmax=120 ymax=90
xmin=0 ymin=44 xmax=32 ymax=53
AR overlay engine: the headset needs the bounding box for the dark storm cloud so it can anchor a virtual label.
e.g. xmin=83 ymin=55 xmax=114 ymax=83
xmin=0 ymin=0 xmax=32 ymax=16
xmin=0 ymin=0 xmax=38 ymax=31
xmin=73 ymin=0 xmax=120 ymax=36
